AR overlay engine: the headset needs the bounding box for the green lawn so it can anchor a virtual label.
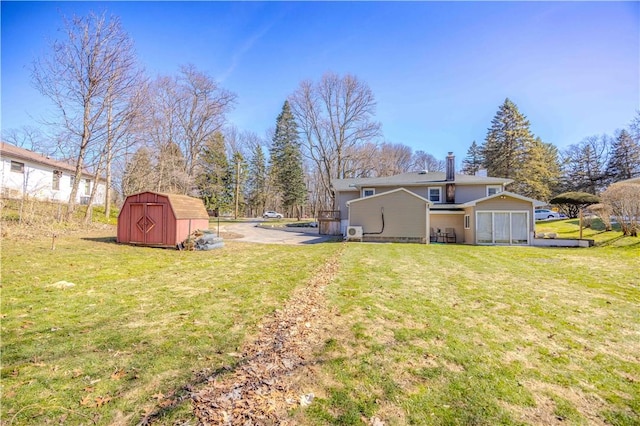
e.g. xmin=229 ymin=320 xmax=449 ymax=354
xmin=535 ymin=217 xmax=639 ymax=248
xmin=302 ymin=243 xmax=639 ymax=425
xmin=2 ymin=226 xmax=639 ymax=425
xmin=1 ymin=230 xmax=341 ymax=424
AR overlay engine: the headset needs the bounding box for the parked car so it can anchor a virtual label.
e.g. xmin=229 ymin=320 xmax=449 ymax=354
xmin=535 ymin=209 xmax=561 ymax=220
xmin=263 ymin=211 xmax=283 ymax=219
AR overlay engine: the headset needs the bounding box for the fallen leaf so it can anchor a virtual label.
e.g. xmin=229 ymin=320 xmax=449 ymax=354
xmin=95 ymin=396 xmax=112 ymax=407
xmin=80 ymin=395 xmax=93 ymax=406
xmin=110 ymin=368 xmax=126 ymax=380
xmin=152 ymin=392 xmax=164 ymax=401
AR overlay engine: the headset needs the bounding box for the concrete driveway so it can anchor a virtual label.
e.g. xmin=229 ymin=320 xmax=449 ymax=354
xmin=217 ymin=220 xmax=339 ymax=245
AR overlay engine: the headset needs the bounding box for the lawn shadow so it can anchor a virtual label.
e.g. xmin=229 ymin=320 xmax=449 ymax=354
xmin=81 ymin=236 xmax=118 ymax=244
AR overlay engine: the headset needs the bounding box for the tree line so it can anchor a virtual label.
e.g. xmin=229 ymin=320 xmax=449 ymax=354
xmin=4 ymin=11 xmax=639 ymax=220
xmin=462 ymin=98 xmax=640 ymax=201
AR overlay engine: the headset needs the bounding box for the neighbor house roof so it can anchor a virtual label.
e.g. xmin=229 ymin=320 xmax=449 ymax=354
xmin=460 ymin=191 xmax=546 ymax=207
xmin=0 ymin=141 xmax=96 ymax=178
xmin=332 ymin=171 xmax=513 ymax=192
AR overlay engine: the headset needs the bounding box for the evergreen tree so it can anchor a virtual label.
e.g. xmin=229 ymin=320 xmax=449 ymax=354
xmin=514 ymin=137 xmax=561 ymax=201
xmin=482 ymin=98 xmax=534 ymax=180
xmin=229 ymin=150 xmax=247 ymax=219
xmin=245 ymin=143 xmax=268 ymax=217
xmin=156 ymin=141 xmax=190 ymax=194
xmin=270 ymin=101 xmax=307 ymax=217
xmin=196 ymin=132 xmax=232 ymax=214
xmin=122 ymin=147 xmax=155 ymax=196
xmin=461 ymin=141 xmax=484 ymax=175
xmin=605 ymin=129 xmax=640 ymax=183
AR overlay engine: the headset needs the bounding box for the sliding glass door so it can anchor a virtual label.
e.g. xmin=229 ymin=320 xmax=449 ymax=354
xmin=476 ymin=211 xmax=529 ymax=245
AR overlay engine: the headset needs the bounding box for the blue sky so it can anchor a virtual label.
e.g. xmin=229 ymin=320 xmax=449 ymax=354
xmin=1 ymin=1 xmax=638 ymax=162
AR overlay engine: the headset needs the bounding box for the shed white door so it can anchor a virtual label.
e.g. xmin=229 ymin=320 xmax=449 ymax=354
xmin=476 ymin=211 xmax=529 ymax=245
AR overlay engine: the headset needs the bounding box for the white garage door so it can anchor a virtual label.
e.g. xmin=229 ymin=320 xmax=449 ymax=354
xmin=476 ymin=211 xmax=529 ymax=245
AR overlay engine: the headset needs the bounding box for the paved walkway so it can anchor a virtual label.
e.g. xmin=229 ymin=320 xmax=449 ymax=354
xmin=218 ymin=220 xmax=338 ymax=245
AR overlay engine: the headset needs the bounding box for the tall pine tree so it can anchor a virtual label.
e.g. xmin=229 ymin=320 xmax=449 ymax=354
xmin=461 ymin=140 xmax=484 ymax=175
xmin=605 ymin=129 xmax=640 ymax=183
xmin=270 ymin=101 xmax=307 ymax=218
xmin=245 ymin=143 xmax=268 ymax=217
xmin=482 ymin=98 xmax=560 ymax=199
xmin=482 ymin=98 xmax=533 ymax=180
xmin=196 ymin=132 xmax=232 ymax=215
xmin=122 ymin=147 xmax=155 ymax=196
xmin=515 ymin=137 xmax=561 ymax=201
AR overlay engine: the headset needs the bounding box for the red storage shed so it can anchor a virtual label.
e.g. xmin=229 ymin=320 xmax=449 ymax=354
xmin=117 ymin=192 xmax=209 ymax=247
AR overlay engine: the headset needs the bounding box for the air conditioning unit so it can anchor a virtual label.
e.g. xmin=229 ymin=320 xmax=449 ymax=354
xmin=346 ymin=226 xmax=363 ymax=240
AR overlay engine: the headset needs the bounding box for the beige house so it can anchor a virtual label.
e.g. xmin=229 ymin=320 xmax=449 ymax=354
xmin=332 ymin=153 xmax=544 ymax=245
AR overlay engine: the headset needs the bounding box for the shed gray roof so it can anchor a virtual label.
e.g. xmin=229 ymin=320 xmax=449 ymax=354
xmin=332 ymin=171 xmax=513 ymax=192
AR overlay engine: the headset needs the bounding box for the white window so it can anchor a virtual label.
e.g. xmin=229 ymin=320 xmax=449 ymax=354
xmin=464 ymin=214 xmax=470 ymax=229
xmin=363 ymin=188 xmax=375 ymax=197
xmin=428 ymin=187 xmax=442 ymax=203
xmin=487 ymin=185 xmax=503 ymax=197
xmin=10 ymin=161 xmax=24 ymax=173
xmin=84 ymin=179 xmax=91 ymax=195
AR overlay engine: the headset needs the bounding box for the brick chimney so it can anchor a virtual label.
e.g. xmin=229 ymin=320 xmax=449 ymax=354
xmin=445 ymin=152 xmax=455 ymax=203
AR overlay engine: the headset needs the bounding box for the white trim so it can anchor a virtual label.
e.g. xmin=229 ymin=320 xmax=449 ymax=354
xmin=461 ymin=190 xmax=545 ymax=207
xmin=427 ymin=186 xmax=442 ymax=203
xmin=464 ymin=214 xmax=471 ymax=229
xmin=429 ymin=210 xmax=465 ymax=215
xmin=347 ymin=187 xmax=432 ymax=206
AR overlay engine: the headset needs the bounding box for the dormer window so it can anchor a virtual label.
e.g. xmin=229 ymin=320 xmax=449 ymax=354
xmin=362 ymin=188 xmax=375 ymax=197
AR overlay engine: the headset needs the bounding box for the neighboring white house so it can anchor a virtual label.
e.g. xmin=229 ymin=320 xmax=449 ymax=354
xmin=0 ymin=142 xmax=106 ymax=206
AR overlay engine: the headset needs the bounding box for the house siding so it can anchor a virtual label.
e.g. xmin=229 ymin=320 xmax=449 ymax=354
xmin=349 ymin=190 xmax=429 ymax=243
xmin=455 ymin=185 xmax=489 ymax=203
xmin=0 ymin=144 xmax=105 ymax=205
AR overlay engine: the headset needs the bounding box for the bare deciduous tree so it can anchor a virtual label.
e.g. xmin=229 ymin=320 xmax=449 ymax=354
xmin=289 ymin=72 xmax=381 ymax=208
xmin=175 ymin=64 xmax=237 ymax=177
xmin=411 ymin=150 xmax=445 ymax=172
xmin=601 ymin=182 xmax=640 ymax=236
xmin=31 ymin=12 xmax=138 ymax=218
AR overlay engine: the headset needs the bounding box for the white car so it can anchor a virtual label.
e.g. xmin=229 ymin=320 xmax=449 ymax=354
xmin=535 ymin=209 xmax=561 ymax=221
xmin=262 ymin=211 xmax=283 ymax=219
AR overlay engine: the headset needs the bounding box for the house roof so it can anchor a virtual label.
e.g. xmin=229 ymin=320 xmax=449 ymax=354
xmin=332 ymin=171 xmax=513 ymax=192
xmin=615 ymin=176 xmax=640 ymax=185
xmin=346 ymin=187 xmax=432 ymax=206
xmin=0 ymin=141 xmax=95 ymax=178
xmin=460 ymin=191 xmax=545 ymax=207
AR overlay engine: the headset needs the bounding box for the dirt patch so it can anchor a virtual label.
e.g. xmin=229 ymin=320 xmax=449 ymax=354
xmin=191 ymin=246 xmax=343 ymax=424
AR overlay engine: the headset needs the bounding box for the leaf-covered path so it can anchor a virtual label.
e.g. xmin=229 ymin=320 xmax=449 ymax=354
xmin=192 ymin=247 xmax=343 ymax=424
